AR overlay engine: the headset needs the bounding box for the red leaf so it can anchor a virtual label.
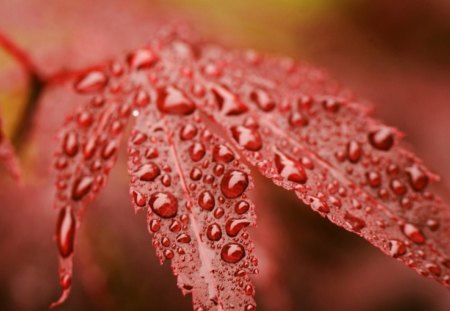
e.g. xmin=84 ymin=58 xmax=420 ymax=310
xmin=50 ymin=30 xmax=449 ymax=310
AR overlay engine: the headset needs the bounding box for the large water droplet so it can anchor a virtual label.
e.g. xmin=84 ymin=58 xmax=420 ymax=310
xmin=74 ymin=70 xmax=108 ymax=94
xmin=402 ymin=223 xmax=425 ymax=244
xmin=274 ymin=152 xmax=307 ymax=183
xmin=250 ymin=89 xmax=275 ymax=112
xmin=405 ymin=164 xmax=429 ymax=191
xmin=221 ymin=243 xmax=245 ymax=263
xmin=63 ymin=132 xmax=79 ymax=157
xmin=212 ymin=144 xmax=235 ymax=163
xmin=71 ymin=176 xmax=94 ymax=201
xmin=136 ymin=163 xmax=160 ymax=181
xmin=206 ymin=223 xmax=222 ymax=241
xmin=368 ymin=128 xmax=394 ymax=151
xmin=189 ymin=142 xmax=205 ymax=162
xmin=220 ymin=170 xmax=249 ymax=198
xmin=212 ymin=85 xmax=248 ymax=116
xmin=198 ymin=191 xmax=215 ymax=211
xmin=231 ymin=126 xmax=262 ymax=151
xmin=388 ymin=239 xmax=406 ymax=257
xmin=225 ymin=218 xmax=251 ymax=237
xmin=127 ymin=48 xmax=158 ymax=70
xmin=157 ymin=86 xmax=196 ymax=115
xmin=149 ymin=192 xmax=178 ymax=218
xmin=56 ymin=206 xmax=76 ymax=258
xmin=347 ymin=140 xmax=362 ymax=163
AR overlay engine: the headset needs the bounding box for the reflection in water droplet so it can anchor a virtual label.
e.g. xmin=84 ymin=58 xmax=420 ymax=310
xmin=221 ymin=243 xmax=245 ymax=263
xmin=149 ymin=192 xmax=178 ymax=218
xmin=220 ymin=170 xmax=249 ymax=198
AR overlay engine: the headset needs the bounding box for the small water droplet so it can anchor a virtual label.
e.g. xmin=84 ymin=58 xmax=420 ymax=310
xmin=212 ymin=85 xmax=248 ymax=116
xmin=225 ymin=218 xmax=251 ymax=237
xmin=250 ymin=89 xmax=275 ymax=112
xmin=136 ymin=163 xmax=160 ymax=181
xmin=402 ymin=223 xmax=425 ymax=244
xmin=274 ymin=152 xmax=307 ymax=184
xmin=127 ymin=48 xmax=158 ymax=70
xmin=157 ymin=86 xmax=196 ymax=115
xmin=221 ymin=243 xmax=245 ymax=263
xmin=148 ymin=219 xmax=161 ymax=232
xmin=344 ymin=212 xmax=366 ymax=231
xmin=190 ymin=167 xmax=202 ymax=181
xmin=366 ymin=171 xmax=382 ymax=188
xmin=322 ymin=98 xmax=340 ymax=113
xmin=405 ymin=164 xmax=429 ymax=192
xmin=198 ymin=191 xmax=215 ymax=211
xmin=74 ymin=70 xmax=108 ymax=93
xmin=180 ymin=124 xmax=198 ymax=140
xmin=134 ymin=89 xmax=150 ymax=107
xmin=368 ymin=128 xmax=394 ymax=151
xmin=390 ymin=179 xmax=407 ymax=195
xmin=235 ymin=200 xmax=250 ymax=214
xmin=289 ymin=111 xmax=309 ymax=127
xmin=189 ymin=142 xmax=205 ymax=162
xmin=347 ymin=140 xmax=362 ymax=163
xmin=206 ymin=223 xmax=222 ymax=241
xmin=220 ymin=170 xmax=249 ymax=198
xmin=132 ymin=190 xmax=146 ymax=207
xmin=388 ymin=239 xmax=406 ymax=257
xmin=310 ymin=197 xmax=330 ymax=213
xmin=212 ymin=144 xmax=235 ymax=163
xmin=231 ymin=125 xmax=262 ymax=151
xmin=56 ymin=206 xmax=76 ymax=258
xmin=71 ymin=176 xmax=94 ymax=201
xmin=177 ymin=233 xmax=191 ymax=243
xmin=63 ymin=132 xmax=79 ymax=157
xmin=149 ymin=192 xmax=178 ymax=218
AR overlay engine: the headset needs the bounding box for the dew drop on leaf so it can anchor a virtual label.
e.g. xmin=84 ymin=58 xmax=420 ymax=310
xmin=212 ymin=144 xmax=235 ymax=163
xmin=71 ymin=176 xmax=94 ymax=201
xmin=212 ymin=85 xmax=248 ymax=116
xmin=235 ymin=200 xmax=250 ymax=214
xmin=157 ymin=86 xmax=196 ymax=115
xmin=388 ymin=239 xmax=407 ymax=257
xmin=149 ymin=192 xmax=178 ymax=218
xmin=74 ymin=70 xmax=108 ymax=94
xmin=402 ymin=223 xmax=425 ymax=244
xmin=189 ymin=142 xmax=206 ymax=162
xmin=405 ymin=164 xmax=429 ymax=191
xmin=127 ymin=47 xmax=158 ymax=70
xmin=220 ymin=170 xmax=249 ymax=199
xmin=249 ymin=89 xmax=275 ymax=112
xmin=368 ymin=128 xmax=394 ymax=151
xmin=63 ymin=132 xmax=79 ymax=157
xmin=198 ymin=191 xmax=215 ymax=211
xmin=180 ymin=124 xmax=198 ymax=140
xmin=55 ymin=206 xmax=76 ymax=258
xmin=274 ymin=152 xmax=307 ymax=183
xmin=221 ymin=243 xmax=245 ymax=263
xmin=225 ymin=218 xmax=251 ymax=237
xmin=346 ymin=140 xmax=362 ymax=163
xmin=206 ymin=223 xmax=222 ymax=241
xmin=288 ymin=112 xmax=309 ymax=127
xmin=344 ymin=212 xmax=366 ymax=232
xmin=137 ymin=163 xmax=161 ymax=181
xmin=230 ymin=125 xmax=262 ymax=151
xmin=366 ymin=171 xmax=382 ymax=188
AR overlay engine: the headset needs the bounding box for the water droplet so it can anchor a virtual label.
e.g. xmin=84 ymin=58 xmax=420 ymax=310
xmin=132 ymin=132 xmax=147 ymax=145
xmin=425 ymin=263 xmax=441 ymax=276
xmin=221 ymin=243 xmax=245 ymax=263
xmin=310 ymin=197 xmax=330 ymax=213
xmin=71 ymin=176 xmax=94 ymax=201
xmin=214 ymin=207 xmax=225 ymax=219
xmin=132 ymin=190 xmax=146 ymax=207
xmin=74 ymin=70 xmax=108 ymax=93
xmin=289 ymin=112 xmax=309 ymax=127
xmin=347 ymin=140 xmax=362 ymax=163
xmin=161 ymin=237 xmax=171 ymax=247
xmin=388 ymin=239 xmax=406 ymax=257
xmin=148 ymin=219 xmax=160 ymax=232
xmin=189 ymin=142 xmax=205 ymax=162
xmin=127 ymin=48 xmax=158 ymax=70
xmin=198 ymin=191 xmax=215 ymax=211
xmin=390 ymin=179 xmax=407 ymax=195
xmin=402 ymin=223 xmax=425 ymax=244
xmin=368 ymin=128 xmax=394 ymax=151
xmin=60 ymin=273 xmax=72 ymax=290
xmin=213 ymin=164 xmax=225 ymax=176
xmin=405 ymin=164 xmax=429 ymax=191
xmin=220 ymin=170 xmax=249 ymax=198
xmin=250 ymin=89 xmax=275 ymax=112
xmin=245 ymin=304 xmax=256 ymax=311
xmin=274 ymin=152 xmax=307 ymax=183
xmin=426 ymin=219 xmax=439 ymax=231
xmin=366 ymin=171 xmax=381 ymax=188
xmin=190 ymin=167 xmax=202 ymax=181
xmin=231 ymin=125 xmax=262 ymax=151
xmin=235 ymin=200 xmax=250 ymax=214
xmin=164 ymin=249 xmax=174 ymax=259
xmin=134 ymin=90 xmax=150 ymax=107
xmin=322 ymin=98 xmax=340 ymax=113
xmin=56 ymin=206 xmax=76 ymax=258
xmin=136 ymin=163 xmax=160 ymax=181
xmin=101 ymin=141 xmax=117 ymax=160
xmin=180 ymin=124 xmax=197 ymax=140
xmin=149 ymin=192 xmax=178 ymax=218
xmin=206 ymin=223 xmax=222 ymax=241
xmin=169 ymin=220 xmax=181 ymax=232
xmin=344 ymin=212 xmax=366 ymax=231
xmin=63 ymin=132 xmax=79 ymax=157
xmin=225 ymin=218 xmax=251 ymax=237
xmin=177 ymin=233 xmax=191 ymax=243
xmin=157 ymin=86 xmax=196 ymax=115
xmin=212 ymin=85 xmax=248 ymax=116
xmin=161 ymin=175 xmax=171 ymax=187
xmin=212 ymin=144 xmax=235 ymax=163
xmin=77 ymin=112 xmax=93 ymax=127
